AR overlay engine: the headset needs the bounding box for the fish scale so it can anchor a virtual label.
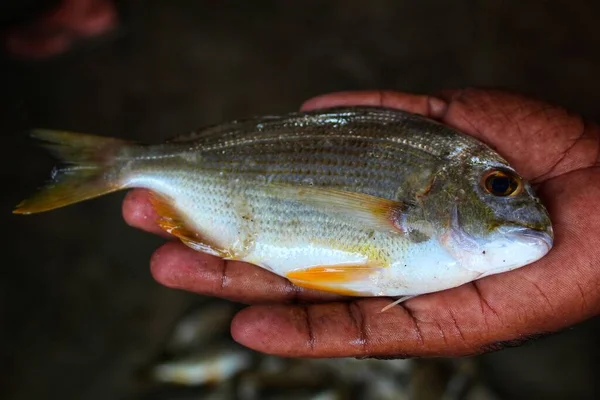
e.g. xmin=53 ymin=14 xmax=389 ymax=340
xmin=14 ymin=106 xmax=553 ymax=299
xmin=134 ymin=169 xmax=402 ymax=271
xmin=174 ymin=139 xmax=444 ymax=200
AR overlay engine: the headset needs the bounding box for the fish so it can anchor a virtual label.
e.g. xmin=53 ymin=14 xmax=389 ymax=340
xmin=13 ymin=106 xmax=553 ymax=300
xmin=150 ymin=347 xmax=252 ymax=386
xmin=164 ymin=302 xmax=239 ymax=355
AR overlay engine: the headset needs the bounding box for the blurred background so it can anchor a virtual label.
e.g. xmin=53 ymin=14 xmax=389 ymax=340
xmin=2 ymin=1 xmax=600 ymax=399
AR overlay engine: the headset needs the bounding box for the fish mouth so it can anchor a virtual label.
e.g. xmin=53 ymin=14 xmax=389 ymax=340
xmin=496 ymin=225 xmax=554 ymax=251
xmin=441 ymin=206 xmax=554 ymax=277
xmin=440 ymin=218 xmax=554 ymax=278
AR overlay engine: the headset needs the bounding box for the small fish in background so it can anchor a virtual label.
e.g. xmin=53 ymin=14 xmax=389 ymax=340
xmin=163 ymin=302 xmax=239 ymax=355
xmin=14 ymin=107 xmax=553 ymax=303
xmin=136 ymin=300 xmax=499 ymax=400
xmin=151 ymin=348 xmax=252 ymax=386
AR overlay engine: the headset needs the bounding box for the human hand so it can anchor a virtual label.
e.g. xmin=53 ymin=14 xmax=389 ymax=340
xmin=123 ymin=88 xmax=600 ymax=358
xmin=2 ymin=0 xmax=116 ymax=59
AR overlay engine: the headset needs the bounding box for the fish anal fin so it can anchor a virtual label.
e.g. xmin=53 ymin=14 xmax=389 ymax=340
xmin=285 ymin=264 xmax=381 ymax=296
xmin=148 ymin=192 xmax=232 ymax=258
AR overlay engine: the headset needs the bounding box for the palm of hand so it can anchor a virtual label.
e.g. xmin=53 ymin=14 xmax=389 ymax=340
xmin=123 ymin=88 xmax=600 ymax=358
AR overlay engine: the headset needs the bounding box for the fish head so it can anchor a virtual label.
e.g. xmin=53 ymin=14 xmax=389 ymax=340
xmin=435 ymin=158 xmax=553 ymax=278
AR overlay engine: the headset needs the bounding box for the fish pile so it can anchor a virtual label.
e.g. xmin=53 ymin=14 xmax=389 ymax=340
xmin=14 ymin=107 xmax=553 ymax=301
xmin=133 ymin=299 xmax=501 ymax=400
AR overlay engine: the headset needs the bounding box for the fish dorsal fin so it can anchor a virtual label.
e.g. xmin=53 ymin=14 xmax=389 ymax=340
xmin=267 ymin=184 xmax=412 ymax=234
xmin=165 ymin=115 xmax=284 ymax=143
xmin=148 ymin=192 xmax=233 ymax=258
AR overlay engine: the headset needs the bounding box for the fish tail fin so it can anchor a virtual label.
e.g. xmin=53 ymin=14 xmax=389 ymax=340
xmin=13 ymin=129 xmax=136 ymax=215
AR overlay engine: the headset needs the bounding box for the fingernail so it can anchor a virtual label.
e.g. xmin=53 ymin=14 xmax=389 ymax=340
xmin=428 ymin=97 xmax=448 ymax=119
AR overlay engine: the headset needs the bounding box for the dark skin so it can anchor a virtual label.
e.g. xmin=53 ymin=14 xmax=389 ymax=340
xmin=122 ymin=88 xmax=600 ymax=358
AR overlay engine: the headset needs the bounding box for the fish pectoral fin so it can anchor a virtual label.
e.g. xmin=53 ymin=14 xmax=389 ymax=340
xmin=148 ymin=192 xmax=232 ymax=258
xmin=268 ymin=184 xmax=411 ymax=234
xmin=285 ymin=264 xmax=381 ymax=296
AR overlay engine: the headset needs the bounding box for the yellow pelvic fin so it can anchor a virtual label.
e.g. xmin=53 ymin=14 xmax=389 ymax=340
xmin=285 ymin=264 xmax=380 ymax=296
xmin=13 ymin=130 xmax=133 ymax=214
xmin=268 ymin=184 xmax=410 ymax=233
xmin=148 ymin=192 xmax=232 ymax=258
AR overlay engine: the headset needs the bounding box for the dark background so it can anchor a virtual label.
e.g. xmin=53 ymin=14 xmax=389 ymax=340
xmin=2 ymin=1 xmax=600 ymax=399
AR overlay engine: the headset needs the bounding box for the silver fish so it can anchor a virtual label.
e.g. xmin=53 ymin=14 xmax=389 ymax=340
xmin=14 ymin=107 xmax=553 ymax=299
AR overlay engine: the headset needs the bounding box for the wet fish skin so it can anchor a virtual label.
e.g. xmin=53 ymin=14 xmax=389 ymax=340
xmin=14 ymin=107 xmax=553 ymax=298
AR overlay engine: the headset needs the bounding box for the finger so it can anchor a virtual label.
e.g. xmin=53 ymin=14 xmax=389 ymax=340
xmin=230 ymin=294 xmax=479 ymax=358
xmin=435 ymin=88 xmax=600 ymax=182
xmin=150 ymin=241 xmax=350 ymax=304
xmin=65 ymin=0 xmax=118 ymax=37
xmin=231 ymin=169 xmax=600 ymax=358
xmin=4 ymin=29 xmax=71 ymax=59
xmin=122 ymin=189 xmax=172 ymax=238
xmin=300 ymin=90 xmax=448 ymax=119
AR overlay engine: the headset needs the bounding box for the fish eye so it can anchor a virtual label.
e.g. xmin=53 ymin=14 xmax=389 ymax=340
xmin=482 ymin=169 xmax=523 ymax=197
